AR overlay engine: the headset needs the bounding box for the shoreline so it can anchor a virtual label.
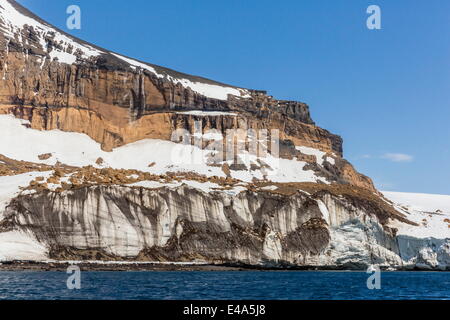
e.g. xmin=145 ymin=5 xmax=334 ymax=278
xmin=0 ymin=261 xmax=448 ymax=272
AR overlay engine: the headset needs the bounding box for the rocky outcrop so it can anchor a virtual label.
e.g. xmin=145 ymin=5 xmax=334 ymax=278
xmin=3 ymin=184 xmax=448 ymax=270
xmin=0 ymin=1 xmax=341 ymax=152
xmin=0 ymin=104 xmax=341 ymax=155
xmin=0 ymin=18 xmax=324 ymax=150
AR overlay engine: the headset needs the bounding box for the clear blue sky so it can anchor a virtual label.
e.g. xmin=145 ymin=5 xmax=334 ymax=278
xmin=17 ymin=0 xmax=450 ymax=195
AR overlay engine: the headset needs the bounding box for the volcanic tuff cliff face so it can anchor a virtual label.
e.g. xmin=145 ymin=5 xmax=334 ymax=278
xmin=0 ymin=5 xmax=332 ymax=140
xmin=0 ymin=185 xmax=403 ymax=264
xmin=0 ymin=0 xmax=329 ymax=150
xmin=3 ymin=183 xmax=449 ymax=270
xmin=0 ymin=0 xmax=448 ymax=269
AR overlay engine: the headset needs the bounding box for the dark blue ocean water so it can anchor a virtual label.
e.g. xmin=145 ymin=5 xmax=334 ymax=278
xmin=0 ymin=271 xmax=448 ymax=300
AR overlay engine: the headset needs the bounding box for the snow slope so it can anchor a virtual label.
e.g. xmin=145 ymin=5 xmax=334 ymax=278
xmin=383 ymin=191 xmax=450 ymax=214
xmin=383 ymin=191 xmax=450 ymax=239
xmin=0 ymin=171 xmax=52 ymax=218
xmin=0 ymin=115 xmax=328 ymax=184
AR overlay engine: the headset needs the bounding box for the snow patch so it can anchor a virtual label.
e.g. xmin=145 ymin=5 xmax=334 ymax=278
xmin=181 ymin=180 xmax=221 ymax=193
xmin=127 ymin=180 xmax=222 ymax=193
xmin=326 ymin=156 xmax=335 ymax=165
xmin=317 ymin=200 xmax=330 ymax=225
xmin=383 ymin=191 xmax=450 ymax=239
xmin=261 ymin=185 xmax=278 ymax=191
xmin=176 ymin=111 xmax=237 ymax=117
xmin=128 ymin=180 xmax=181 ymax=189
xmin=296 ymin=146 xmax=326 ymax=165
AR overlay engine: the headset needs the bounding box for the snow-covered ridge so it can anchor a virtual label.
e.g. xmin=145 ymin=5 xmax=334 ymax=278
xmin=111 ymin=53 xmax=250 ymax=101
xmin=0 ymin=0 xmax=101 ymax=64
xmin=0 ymin=0 xmax=251 ymax=101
